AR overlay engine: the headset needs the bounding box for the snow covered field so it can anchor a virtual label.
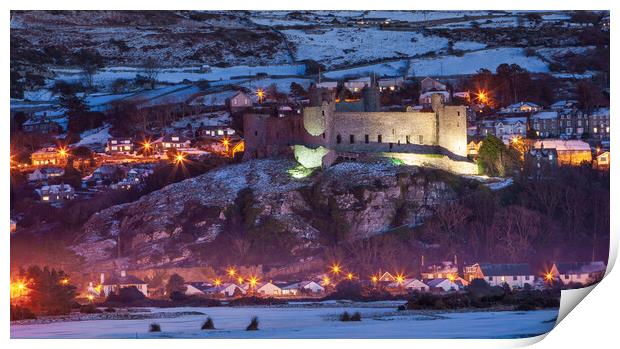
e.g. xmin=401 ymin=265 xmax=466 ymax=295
xmin=283 ymin=28 xmax=449 ymax=68
xmin=11 ymin=304 xmax=557 ymax=339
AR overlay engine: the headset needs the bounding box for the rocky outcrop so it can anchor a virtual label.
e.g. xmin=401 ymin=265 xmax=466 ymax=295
xmin=71 ymin=158 xmax=459 ymax=269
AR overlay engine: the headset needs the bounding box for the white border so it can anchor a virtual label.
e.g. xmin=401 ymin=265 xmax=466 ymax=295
xmin=3 ymin=1 xmax=616 ymax=348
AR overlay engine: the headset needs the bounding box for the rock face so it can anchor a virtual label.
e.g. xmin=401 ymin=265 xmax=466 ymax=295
xmin=72 ymin=158 xmax=458 ymax=269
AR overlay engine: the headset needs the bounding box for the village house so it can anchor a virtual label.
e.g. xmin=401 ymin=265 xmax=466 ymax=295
xmin=100 ymin=271 xmax=149 ymax=298
xmin=316 ymin=81 xmax=338 ymax=90
xmin=153 ymin=134 xmax=192 ymax=151
xmin=281 ymin=281 xmax=325 ymax=295
xmin=463 ymin=263 xmax=535 ymax=289
xmin=532 ymin=140 xmax=592 ymax=166
xmin=426 ymin=278 xmax=461 ymax=292
xmin=588 ymin=107 xmax=610 ymax=140
xmin=466 ymin=137 xmax=483 ymax=159
xmin=420 ymin=77 xmax=447 ymax=93
xmin=499 ymin=101 xmax=541 ymax=115
xmin=421 ymin=261 xmax=459 ymax=280
xmin=28 ymin=167 xmax=64 ymax=182
xmin=530 ymin=111 xmax=559 ymax=138
xmin=244 ymin=281 xmax=283 ymax=296
xmin=595 ymin=151 xmax=610 ymax=169
xmin=377 ymin=271 xmax=397 ymax=283
xmin=206 ymin=283 xmax=245 ymax=297
xmin=388 ymin=278 xmax=429 ymax=292
xmin=199 ymin=125 xmax=236 ymax=139
xmin=36 ymin=184 xmax=75 ymax=204
xmin=228 ymin=91 xmax=253 ymax=113
xmin=21 ymin=111 xmax=65 ymax=134
xmin=493 ymin=117 xmax=527 ymax=142
xmin=92 ymin=164 xmax=123 ymax=183
xmin=31 ymin=147 xmax=67 ymax=167
xmin=344 ymin=76 xmax=372 ymax=92
xmin=549 ymin=261 xmax=606 ymax=286
xmin=559 ymin=109 xmax=589 ymax=138
xmin=106 ymin=138 xmax=134 ymax=155
xmin=183 ymin=282 xmax=212 ymax=296
xmin=419 ymin=90 xmax=450 ymax=107
xmin=378 ymin=77 xmax=405 ymax=92
xmin=550 ymin=100 xmax=578 ymax=111
xmin=525 ymin=147 xmax=558 ymax=177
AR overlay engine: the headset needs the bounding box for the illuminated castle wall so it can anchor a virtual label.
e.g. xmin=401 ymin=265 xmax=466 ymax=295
xmin=244 ymin=88 xmax=477 ymax=174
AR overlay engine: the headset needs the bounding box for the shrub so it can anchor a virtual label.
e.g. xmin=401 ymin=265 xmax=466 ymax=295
xmin=79 ymin=304 xmax=102 ymax=314
xmin=104 ymin=307 xmax=116 ymax=313
xmin=149 ymin=323 xmax=161 ymax=332
xmin=106 ymin=286 xmax=146 ymax=304
xmin=10 ymin=305 xmax=37 ymax=321
xmin=228 ymin=297 xmax=287 ymax=306
xmin=340 ymin=311 xmax=351 ymax=321
xmin=201 ymin=317 xmax=215 ymax=330
xmin=350 ymin=312 xmax=362 ymax=321
xmin=246 ymin=316 xmax=259 ymax=331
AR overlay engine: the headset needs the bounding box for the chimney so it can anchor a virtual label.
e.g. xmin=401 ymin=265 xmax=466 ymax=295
xmin=100 ymin=272 xmax=105 ymax=285
xmin=121 ymin=270 xmax=126 ymax=277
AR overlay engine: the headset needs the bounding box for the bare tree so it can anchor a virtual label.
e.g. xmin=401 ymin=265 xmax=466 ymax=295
xmin=142 ymin=57 xmax=160 ymax=89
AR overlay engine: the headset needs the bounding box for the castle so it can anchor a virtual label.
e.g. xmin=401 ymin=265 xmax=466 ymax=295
xmin=243 ymin=85 xmax=478 ymax=175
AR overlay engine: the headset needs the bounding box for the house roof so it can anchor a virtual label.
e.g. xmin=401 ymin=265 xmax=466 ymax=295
xmin=533 ymin=140 xmax=591 ymax=152
xmin=555 ymin=261 xmax=606 ymax=275
xmin=478 ymin=263 xmax=533 ymax=276
xmin=104 ymin=274 xmax=146 ymax=285
xmin=497 ymin=117 xmax=527 ymax=125
xmin=531 ymin=111 xmax=558 ymax=120
xmin=159 ymin=134 xmax=191 ymax=143
xmin=505 ymin=101 xmax=540 ymax=109
xmin=426 ymin=278 xmax=457 ymax=288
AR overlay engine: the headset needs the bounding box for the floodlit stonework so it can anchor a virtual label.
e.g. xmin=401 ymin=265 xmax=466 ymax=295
xmin=244 ymin=87 xmax=477 ymax=175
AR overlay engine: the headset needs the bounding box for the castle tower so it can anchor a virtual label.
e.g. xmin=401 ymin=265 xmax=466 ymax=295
xmin=432 ymin=94 xmax=468 ymax=158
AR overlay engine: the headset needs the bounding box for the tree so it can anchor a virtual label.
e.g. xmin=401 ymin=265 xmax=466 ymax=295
xmin=142 ymin=57 xmax=160 ymax=89
xmin=15 ymin=266 xmax=77 ymax=315
xmin=166 ymin=273 xmax=186 ymax=296
xmin=74 ymin=49 xmax=104 ymax=90
xmin=477 ymin=134 xmax=518 ymax=176
xmin=290 ymin=82 xmax=306 ymax=98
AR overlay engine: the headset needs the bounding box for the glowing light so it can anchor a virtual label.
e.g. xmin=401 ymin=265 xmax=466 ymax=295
xmin=371 ymin=276 xmax=378 ymax=283
xmin=249 ymin=276 xmax=258 ymax=288
xmin=237 ymin=277 xmax=244 ymax=284
xmin=475 ymin=90 xmax=489 ymax=104
xmin=142 ymin=140 xmax=152 ymax=150
xmin=544 ymin=272 xmax=554 ymax=282
xmin=10 ymin=279 xmax=31 ymax=300
xmin=288 ymin=164 xmax=314 ymax=179
xmin=330 ymin=264 xmax=341 ymax=274
xmin=322 ymin=276 xmax=330 ymax=286
xmin=58 ymin=147 xmax=68 ymax=157
xmin=227 ymin=268 xmax=237 ymax=277
xmin=447 ymin=274 xmax=456 ymax=282
xmin=60 ymin=278 xmax=69 ymax=285
xmin=214 ymin=279 xmax=222 ymax=286
xmin=395 ymin=273 xmax=405 ymax=285
xmin=173 ymin=153 xmax=186 ymax=164
xmin=256 ymin=88 xmax=265 ymax=102
xmin=87 ymin=294 xmax=95 ymax=302
xmin=346 ymin=273 xmax=354 ymax=281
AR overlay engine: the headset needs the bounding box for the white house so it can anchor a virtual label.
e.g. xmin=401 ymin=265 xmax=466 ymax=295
xmin=344 ymin=77 xmax=372 ymax=92
xmin=378 ymin=77 xmax=404 ymax=91
xmin=316 ymin=81 xmax=338 ymax=90
xmin=464 ymin=263 xmax=535 ymax=289
xmin=499 ymin=101 xmax=541 ymax=114
xmin=420 ymin=77 xmax=447 ymax=93
xmin=388 ymin=278 xmax=429 ymax=292
xmin=378 ymin=271 xmax=397 ymax=283
xmin=494 ymin=117 xmax=527 ymax=142
xmin=421 ymin=261 xmax=459 ymax=280
xmin=244 ymin=281 xmax=282 ymax=296
xmin=228 ymin=91 xmax=253 ymax=112
xmin=206 ymin=283 xmax=245 ymax=297
xmin=36 ymin=184 xmax=75 ymax=203
xmin=281 ymin=281 xmax=325 ymax=295
xmin=184 ymin=282 xmax=213 ymax=296
xmin=550 ymin=261 xmax=606 ymax=285
xmin=426 ymin=278 xmax=460 ymax=292
xmin=100 ymin=271 xmax=148 ymax=297
xmin=28 ymin=167 xmax=64 ymax=182
xmin=419 ymin=90 xmax=450 ymax=106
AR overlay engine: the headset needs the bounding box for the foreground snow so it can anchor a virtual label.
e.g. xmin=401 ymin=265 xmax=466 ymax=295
xmin=11 ymin=304 xmax=557 ymax=339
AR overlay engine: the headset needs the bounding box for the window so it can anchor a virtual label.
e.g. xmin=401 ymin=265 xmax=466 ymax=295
xmin=365 ymin=135 xmax=369 ymax=144
xmin=457 ymin=111 xmax=460 ymax=116
xmin=349 ymin=135 xmax=355 ymax=144
xmin=406 ymin=135 xmax=410 ymax=144
xmin=593 ymin=127 xmax=598 ymax=133
xmin=488 ymin=276 xmax=493 ymax=281
xmin=564 ymin=275 xmax=570 ymax=280
xmin=377 ymin=135 xmax=382 ymax=143
xmin=336 ymin=134 xmax=342 ymax=144
xmin=525 ymin=275 xmax=530 ymax=280
xmin=419 ymin=135 xmax=423 ymax=144
xmin=322 ymin=110 xmax=325 ymax=116
xmin=513 ymin=276 xmax=518 ymax=281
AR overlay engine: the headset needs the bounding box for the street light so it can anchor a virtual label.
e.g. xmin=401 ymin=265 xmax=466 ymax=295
xmin=256 ymin=88 xmax=265 ymax=103
xmin=330 ymin=263 xmax=341 ymax=275
xmin=227 ymin=267 xmax=237 ymax=277
xmin=346 ymin=273 xmax=354 ymax=281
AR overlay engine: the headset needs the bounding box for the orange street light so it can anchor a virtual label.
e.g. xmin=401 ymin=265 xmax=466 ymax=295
xmin=322 ymin=276 xmax=330 ymax=286
xmin=371 ymin=275 xmax=378 ymax=284
xmin=395 ymin=273 xmax=405 ymax=285
xmin=256 ymin=88 xmax=265 ymax=102
xmin=476 ymin=90 xmax=489 ymax=104
xmin=248 ymin=276 xmax=258 ymax=288
xmin=544 ymin=272 xmax=554 ymax=282
xmin=87 ymin=294 xmax=95 ymax=302
xmin=447 ymin=274 xmax=456 ymax=282
xmin=330 ymin=263 xmax=341 ymax=275
xmin=60 ymin=278 xmax=70 ymax=285
xmin=346 ymin=273 xmax=354 ymax=281
xmin=173 ymin=153 xmax=186 ymax=164
xmin=58 ymin=147 xmax=68 ymax=157
xmin=227 ymin=267 xmax=237 ymax=277
xmin=214 ymin=278 xmax=222 ymax=286
xmin=237 ymin=277 xmax=244 ymax=284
